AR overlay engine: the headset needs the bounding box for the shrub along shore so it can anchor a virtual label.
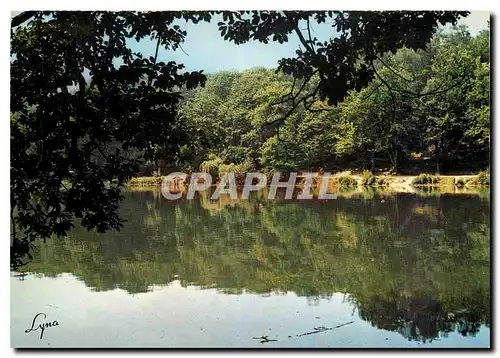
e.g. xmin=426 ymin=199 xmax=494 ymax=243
xmin=127 ymin=170 xmax=490 ymax=191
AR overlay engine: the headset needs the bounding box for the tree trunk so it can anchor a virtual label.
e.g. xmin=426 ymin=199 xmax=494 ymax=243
xmin=435 ymin=141 xmax=444 ymax=175
xmin=388 ymin=146 xmax=399 ymax=174
xmin=155 ymin=159 xmax=161 ymax=176
xmin=370 ymin=152 xmax=376 ymax=173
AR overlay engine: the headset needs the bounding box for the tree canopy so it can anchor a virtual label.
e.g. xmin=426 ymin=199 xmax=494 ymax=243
xmin=178 ymin=26 xmax=489 ymax=175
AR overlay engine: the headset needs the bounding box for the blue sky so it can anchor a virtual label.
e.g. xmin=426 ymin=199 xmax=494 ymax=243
xmin=127 ymin=11 xmax=490 ymax=73
xmin=127 ymin=14 xmax=337 ymax=73
xmin=11 ymin=11 xmax=490 ymax=74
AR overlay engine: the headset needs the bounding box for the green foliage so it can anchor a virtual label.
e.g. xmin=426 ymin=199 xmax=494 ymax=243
xmin=216 ymin=11 xmax=467 ymax=106
xmin=455 ymin=179 xmax=466 ymax=187
xmin=200 ymin=155 xmax=224 ymax=178
xmin=219 ymin=159 xmax=254 ymax=177
xmin=152 ymin=169 xmax=162 ymax=178
xmin=260 ymin=136 xmax=305 ymax=173
xmin=200 ymin=155 xmax=253 ymax=180
xmin=418 ymin=27 xmax=490 ymax=172
xmin=361 ymin=171 xmax=376 ymax=186
xmin=10 ymin=11 xmax=213 ymax=268
xmin=9 ymin=11 xmax=485 ymax=268
xmin=478 ymin=171 xmax=490 ymax=186
xmin=176 ymin=20 xmax=488 ymax=179
xmin=375 ymin=177 xmax=388 ymax=186
xmin=129 ymin=176 xmax=164 ymax=186
xmin=338 ymin=175 xmax=358 ymax=188
xmin=360 ymin=171 xmax=388 ymax=187
xmin=412 ymin=174 xmax=440 ymax=185
xmin=466 ymin=171 xmax=490 ymax=187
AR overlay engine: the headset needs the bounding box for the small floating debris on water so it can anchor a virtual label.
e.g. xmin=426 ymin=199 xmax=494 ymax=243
xmin=315 ymin=316 xmax=320 ymax=319
xmin=45 ymin=304 xmax=61 ymax=309
xmin=253 ymin=335 xmax=277 ymax=344
xmin=296 ymin=321 xmax=355 ymax=337
xmin=173 ymin=274 xmax=179 ymax=279
xmin=381 ymin=200 xmax=386 ymax=203
xmin=315 ymin=326 xmax=328 ymax=331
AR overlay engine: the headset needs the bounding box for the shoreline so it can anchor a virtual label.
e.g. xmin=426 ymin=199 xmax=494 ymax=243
xmin=127 ymin=172 xmax=489 ymax=194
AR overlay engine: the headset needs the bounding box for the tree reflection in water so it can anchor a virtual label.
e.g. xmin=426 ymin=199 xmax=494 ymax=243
xmin=17 ymin=187 xmax=490 ymax=343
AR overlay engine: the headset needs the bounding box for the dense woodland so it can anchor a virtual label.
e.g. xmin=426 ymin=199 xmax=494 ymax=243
xmin=149 ymin=26 xmax=489 ymax=177
xmin=11 ymin=11 xmax=487 ymax=267
xmin=10 ymin=13 xmax=491 ymax=346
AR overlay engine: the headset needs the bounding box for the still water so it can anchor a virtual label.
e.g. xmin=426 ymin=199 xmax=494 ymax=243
xmin=11 ymin=187 xmax=491 ymax=348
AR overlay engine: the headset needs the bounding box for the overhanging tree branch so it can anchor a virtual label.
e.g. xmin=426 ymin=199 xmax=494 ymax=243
xmin=273 ymin=70 xmax=317 ymax=106
xmin=284 ymin=11 xmax=315 ymax=55
xmin=11 ymin=11 xmax=37 ymax=28
xmin=306 ymin=18 xmax=315 ymax=52
xmin=371 ymin=62 xmax=397 ymax=122
xmin=395 ymin=76 xmax=468 ymax=98
xmin=375 ymin=55 xmax=414 ymax=82
xmin=371 ymin=60 xmax=469 ymax=99
xmin=363 ymin=82 xmax=384 ymax=100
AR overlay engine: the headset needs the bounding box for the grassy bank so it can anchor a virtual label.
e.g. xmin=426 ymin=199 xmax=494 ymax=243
xmin=128 ymin=176 xmax=164 ymax=186
xmin=127 ymin=171 xmax=490 ymax=191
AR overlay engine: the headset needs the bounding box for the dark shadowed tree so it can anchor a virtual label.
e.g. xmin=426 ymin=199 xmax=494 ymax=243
xmin=10 ymin=11 xmax=208 ymax=268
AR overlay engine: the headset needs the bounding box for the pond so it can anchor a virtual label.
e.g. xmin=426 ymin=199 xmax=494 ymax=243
xmin=11 ymin=187 xmax=491 ymax=348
